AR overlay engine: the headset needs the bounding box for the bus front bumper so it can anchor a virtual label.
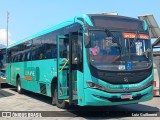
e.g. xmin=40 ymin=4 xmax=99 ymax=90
xmin=82 ymin=86 xmax=153 ymax=106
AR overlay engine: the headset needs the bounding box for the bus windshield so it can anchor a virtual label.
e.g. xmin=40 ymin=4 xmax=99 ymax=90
xmin=88 ymin=30 xmax=152 ymax=71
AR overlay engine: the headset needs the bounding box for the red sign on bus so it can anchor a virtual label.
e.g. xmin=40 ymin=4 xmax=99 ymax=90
xmin=123 ymin=32 xmax=136 ymax=38
xmin=123 ymin=32 xmax=150 ymax=40
xmin=139 ymin=34 xmax=150 ymax=40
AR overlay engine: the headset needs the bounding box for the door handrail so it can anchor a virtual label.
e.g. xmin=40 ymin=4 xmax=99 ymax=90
xmin=59 ymin=59 xmax=69 ymax=72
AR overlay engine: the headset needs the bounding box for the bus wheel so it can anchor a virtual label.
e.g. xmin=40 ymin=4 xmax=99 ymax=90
xmin=54 ymin=86 xmax=69 ymax=109
xmin=16 ymin=77 xmax=24 ymax=94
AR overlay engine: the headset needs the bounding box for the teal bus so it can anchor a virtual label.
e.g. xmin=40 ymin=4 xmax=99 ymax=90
xmin=0 ymin=48 xmax=6 ymax=83
xmin=6 ymin=14 xmax=153 ymax=109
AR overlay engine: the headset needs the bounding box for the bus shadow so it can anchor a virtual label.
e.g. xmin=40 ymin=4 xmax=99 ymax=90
xmin=0 ymin=83 xmax=14 ymax=89
xmin=9 ymin=88 xmax=160 ymax=118
xmin=10 ymin=88 xmax=52 ymax=105
xmin=0 ymin=89 xmax=15 ymax=98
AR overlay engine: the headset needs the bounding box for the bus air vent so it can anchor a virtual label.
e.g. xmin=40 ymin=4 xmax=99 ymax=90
xmin=40 ymin=83 xmax=47 ymax=95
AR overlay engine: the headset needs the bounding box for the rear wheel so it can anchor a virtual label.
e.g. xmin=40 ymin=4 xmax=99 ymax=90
xmin=53 ymin=86 xmax=69 ymax=109
xmin=16 ymin=77 xmax=24 ymax=94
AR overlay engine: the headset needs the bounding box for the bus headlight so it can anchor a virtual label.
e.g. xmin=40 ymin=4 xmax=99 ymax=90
xmin=86 ymin=81 xmax=106 ymax=91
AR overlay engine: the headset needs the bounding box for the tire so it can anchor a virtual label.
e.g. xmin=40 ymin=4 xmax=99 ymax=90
xmin=16 ymin=77 xmax=24 ymax=94
xmin=53 ymin=86 xmax=69 ymax=109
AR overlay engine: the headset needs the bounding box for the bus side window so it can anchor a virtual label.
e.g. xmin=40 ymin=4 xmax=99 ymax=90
xmin=39 ymin=47 xmax=45 ymax=60
xmin=27 ymin=52 xmax=31 ymax=61
xmin=31 ymin=51 xmax=35 ymax=60
xmin=35 ymin=51 xmax=39 ymax=60
xmin=17 ymin=54 xmax=21 ymax=62
xmin=39 ymin=53 xmax=45 ymax=59
xmin=14 ymin=55 xmax=17 ymax=62
xmin=0 ymin=53 xmax=3 ymax=60
xmin=20 ymin=54 xmax=23 ymax=62
xmin=11 ymin=56 xmax=13 ymax=62
xmin=12 ymin=56 xmax=15 ymax=62
xmin=53 ymin=48 xmax=57 ymax=58
xmin=0 ymin=53 xmax=3 ymax=68
xmin=46 ymin=49 xmax=52 ymax=59
xmin=22 ymin=53 xmax=25 ymax=61
xmin=7 ymin=50 xmax=11 ymax=63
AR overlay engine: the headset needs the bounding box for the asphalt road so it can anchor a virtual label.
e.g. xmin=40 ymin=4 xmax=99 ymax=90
xmin=0 ymin=84 xmax=160 ymax=120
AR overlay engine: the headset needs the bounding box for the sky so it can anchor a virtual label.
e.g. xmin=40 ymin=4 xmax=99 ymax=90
xmin=0 ymin=0 xmax=160 ymax=46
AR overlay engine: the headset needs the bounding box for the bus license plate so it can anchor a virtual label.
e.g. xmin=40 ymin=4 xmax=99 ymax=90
xmin=121 ymin=94 xmax=132 ymax=99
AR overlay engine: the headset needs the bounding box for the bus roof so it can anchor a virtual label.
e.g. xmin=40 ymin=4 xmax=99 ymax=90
xmin=8 ymin=14 xmax=93 ymax=48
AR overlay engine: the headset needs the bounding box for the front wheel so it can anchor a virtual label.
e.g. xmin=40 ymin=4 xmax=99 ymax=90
xmin=53 ymin=86 xmax=69 ymax=109
xmin=16 ymin=77 xmax=24 ymax=94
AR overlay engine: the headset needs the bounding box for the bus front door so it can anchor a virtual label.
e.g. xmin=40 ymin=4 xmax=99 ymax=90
xmin=57 ymin=36 xmax=71 ymax=101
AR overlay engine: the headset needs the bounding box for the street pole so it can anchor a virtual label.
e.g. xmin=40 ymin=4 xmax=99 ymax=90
xmin=6 ymin=12 xmax=9 ymax=47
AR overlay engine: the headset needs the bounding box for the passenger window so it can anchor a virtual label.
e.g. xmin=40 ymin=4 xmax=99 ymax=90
xmin=60 ymin=38 xmax=69 ymax=58
xmin=46 ymin=49 xmax=52 ymax=59
xmin=27 ymin=52 xmax=31 ymax=61
xmin=22 ymin=53 xmax=26 ymax=61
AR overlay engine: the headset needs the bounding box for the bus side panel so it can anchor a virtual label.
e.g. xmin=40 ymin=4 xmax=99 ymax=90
xmin=8 ymin=56 xmax=56 ymax=96
xmin=21 ymin=61 xmax=34 ymax=91
xmin=6 ymin=63 xmax=11 ymax=84
xmin=30 ymin=59 xmax=57 ymax=96
xmin=10 ymin=62 xmax=25 ymax=87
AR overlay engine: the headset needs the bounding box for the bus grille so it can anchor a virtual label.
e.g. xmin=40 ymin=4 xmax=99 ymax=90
xmin=96 ymin=68 xmax=152 ymax=84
